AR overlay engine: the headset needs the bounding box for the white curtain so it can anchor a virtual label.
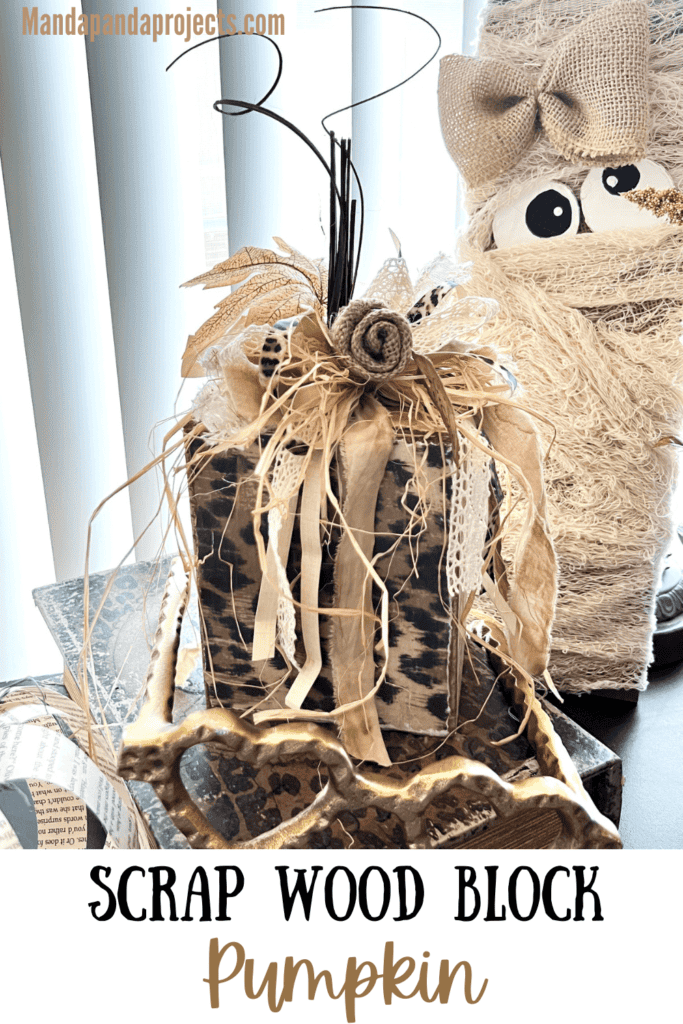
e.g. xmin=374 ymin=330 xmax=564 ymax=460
xmin=0 ymin=0 xmax=484 ymax=680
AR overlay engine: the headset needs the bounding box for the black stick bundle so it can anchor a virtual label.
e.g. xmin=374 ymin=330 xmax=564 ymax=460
xmin=168 ymin=6 xmax=440 ymax=329
xmin=327 ymin=133 xmax=359 ymax=324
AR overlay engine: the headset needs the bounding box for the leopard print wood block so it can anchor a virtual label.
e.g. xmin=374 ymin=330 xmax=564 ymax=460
xmin=186 ymin=431 xmax=467 ymax=737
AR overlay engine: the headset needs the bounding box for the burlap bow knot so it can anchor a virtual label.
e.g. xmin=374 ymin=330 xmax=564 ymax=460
xmin=438 ymin=0 xmax=649 ymax=189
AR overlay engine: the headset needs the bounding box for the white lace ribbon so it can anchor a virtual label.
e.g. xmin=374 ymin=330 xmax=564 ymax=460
xmin=251 ymin=449 xmax=303 ymax=665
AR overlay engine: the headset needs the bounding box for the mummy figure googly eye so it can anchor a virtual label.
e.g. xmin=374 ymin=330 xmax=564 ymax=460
xmin=580 ymin=160 xmax=674 ymax=232
xmin=492 ymin=180 xmax=580 ymax=249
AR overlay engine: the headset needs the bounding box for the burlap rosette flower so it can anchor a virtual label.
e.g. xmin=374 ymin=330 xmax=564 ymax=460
xmin=330 ymin=299 xmax=412 ymax=380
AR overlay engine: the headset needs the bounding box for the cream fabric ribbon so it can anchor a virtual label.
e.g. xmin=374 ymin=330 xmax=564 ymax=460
xmin=284 ymin=450 xmax=324 ymax=709
xmin=438 ymin=0 xmax=649 ymax=188
xmin=481 ymin=404 xmax=557 ymax=680
xmin=331 ymin=397 xmax=394 ymax=767
xmin=251 ymin=397 xmax=394 ymax=767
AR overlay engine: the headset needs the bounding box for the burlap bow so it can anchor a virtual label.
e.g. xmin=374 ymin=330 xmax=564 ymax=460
xmin=438 ymin=0 xmax=649 ymax=189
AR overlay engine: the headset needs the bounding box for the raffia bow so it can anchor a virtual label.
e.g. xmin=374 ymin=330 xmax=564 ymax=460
xmin=438 ymin=0 xmax=649 ymax=189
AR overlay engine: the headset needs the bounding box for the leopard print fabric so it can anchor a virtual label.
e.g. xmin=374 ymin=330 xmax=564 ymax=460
xmin=258 ymin=318 xmax=298 ymax=385
xmin=405 ymin=282 xmax=454 ymax=323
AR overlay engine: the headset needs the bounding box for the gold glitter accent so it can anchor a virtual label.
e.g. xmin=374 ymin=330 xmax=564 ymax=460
xmin=625 ymin=186 xmax=683 ymax=225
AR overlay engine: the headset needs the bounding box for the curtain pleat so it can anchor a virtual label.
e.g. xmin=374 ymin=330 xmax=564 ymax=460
xmin=218 ymin=1 xmax=352 ymax=257
xmin=82 ymin=0 xmax=212 ymax=559
xmin=0 ymin=2 xmax=133 ymax=590
xmin=0 ymin=156 xmax=61 ymax=678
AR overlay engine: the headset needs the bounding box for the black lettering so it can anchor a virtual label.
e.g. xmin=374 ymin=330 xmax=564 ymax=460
xmin=393 ymin=866 xmax=424 ymax=921
xmin=215 ymin=865 xmax=244 ymax=921
xmin=276 ymin=865 xmax=322 ymax=921
xmin=149 ymin=865 xmax=179 ymax=921
xmin=484 ymin=866 xmax=506 ymax=921
xmin=454 ymin=867 xmax=481 ymax=921
xmin=325 ymin=866 xmax=357 ymax=921
xmin=542 ymin=866 xmax=571 ymax=921
xmin=508 ymin=866 xmax=540 ymax=921
xmin=118 ymin=866 xmax=146 ymax=921
xmin=574 ymin=866 xmax=603 ymax=921
xmin=181 ymin=867 xmax=212 ymax=921
xmin=358 ymin=866 xmax=390 ymax=921
xmin=88 ymin=865 xmax=117 ymax=921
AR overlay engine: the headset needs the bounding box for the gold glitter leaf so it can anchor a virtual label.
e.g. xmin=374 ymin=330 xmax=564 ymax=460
xmin=180 ymin=242 xmax=327 ymax=376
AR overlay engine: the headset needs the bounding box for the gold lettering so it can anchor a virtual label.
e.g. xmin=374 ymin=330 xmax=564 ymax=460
xmin=282 ymin=958 xmax=340 ymax=1003
xmin=244 ymin=959 xmax=286 ymax=1013
xmin=404 ymin=952 xmax=440 ymax=1003
xmin=437 ymin=958 xmax=488 ymax=1005
xmin=382 ymin=942 xmax=415 ymax=1003
xmin=203 ymin=940 xmax=488 ymax=1016
xmin=269 ymin=13 xmax=285 ymax=35
xmin=343 ymin=959 xmax=378 ymax=1023
xmin=203 ymin=939 xmax=245 ymax=1009
xmin=22 ymin=7 xmax=38 ymax=35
